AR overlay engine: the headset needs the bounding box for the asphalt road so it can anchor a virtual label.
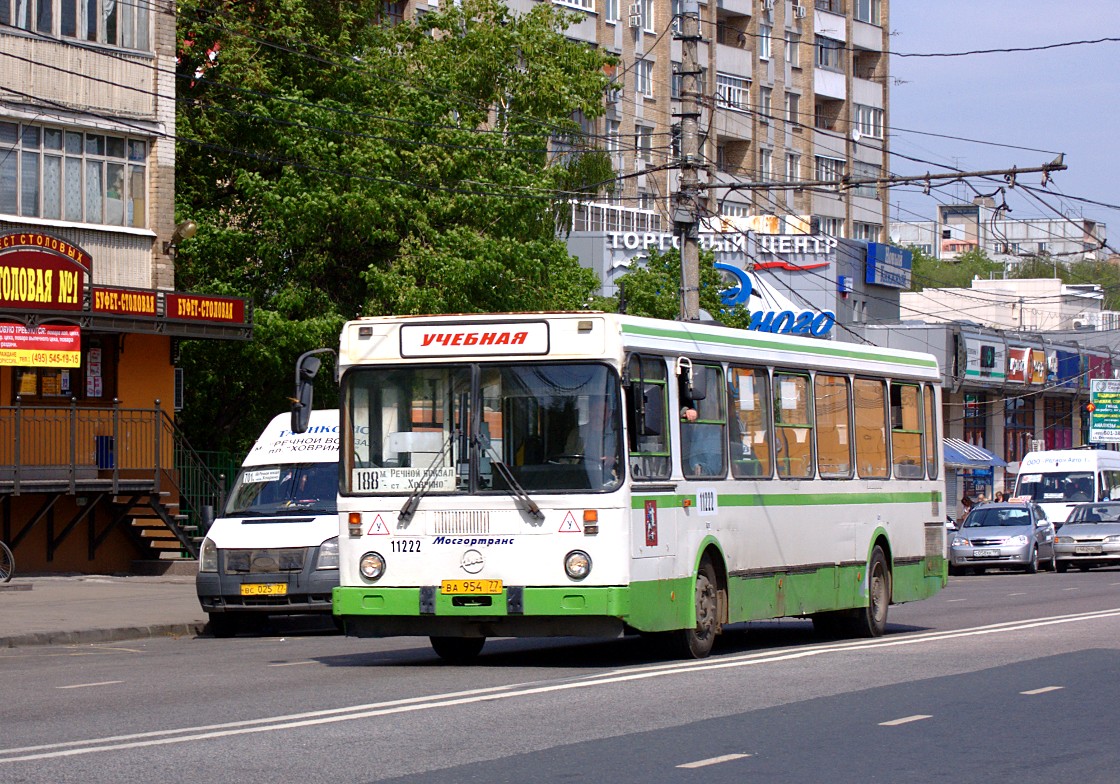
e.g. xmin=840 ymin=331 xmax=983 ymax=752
xmin=3 ymin=569 xmax=1120 ymax=784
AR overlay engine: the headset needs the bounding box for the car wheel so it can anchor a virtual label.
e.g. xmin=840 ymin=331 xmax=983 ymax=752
xmin=429 ymin=636 xmax=485 ymax=663
xmin=1045 ymin=552 xmax=1057 ymax=572
xmin=1078 ymin=563 xmax=1091 ymax=572
xmin=207 ymin=612 xmax=244 ymax=638
xmin=1025 ymin=547 xmax=1039 ymax=574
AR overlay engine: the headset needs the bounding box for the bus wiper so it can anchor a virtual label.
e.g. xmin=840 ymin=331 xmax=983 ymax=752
xmin=476 ymin=436 xmax=544 ymax=522
xmin=399 ymin=432 xmax=455 ymax=526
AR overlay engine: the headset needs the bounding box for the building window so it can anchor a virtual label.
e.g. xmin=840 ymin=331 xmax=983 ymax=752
xmin=1004 ymin=396 xmax=1035 ymax=470
xmin=785 ymin=31 xmax=801 ymax=67
xmin=851 ymin=161 xmax=879 ymax=198
xmin=814 ymin=155 xmax=844 ymax=184
xmin=760 ymin=86 xmax=772 ymax=121
xmin=853 ymin=222 xmax=881 ymax=241
xmin=854 ymin=104 xmax=884 ymax=138
xmin=606 ymin=119 xmax=621 ymax=154
xmin=715 ymin=74 xmax=750 ymax=111
xmin=641 ymin=0 xmax=654 ymax=32
xmin=1044 ymin=397 xmax=1073 ymax=450
xmin=722 ymin=202 xmax=752 ymax=219
xmin=635 ymin=60 xmax=653 ymax=98
xmin=785 ymin=152 xmax=800 ymax=182
xmin=0 ymin=120 xmax=147 ymax=227
xmin=636 ymin=125 xmax=653 ymax=162
xmin=759 ymin=148 xmax=772 ymax=181
xmin=817 ymin=216 xmax=844 ymax=237
xmin=604 ymin=0 xmax=619 ymax=22
xmin=14 ymin=334 xmax=118 ymax=403
xmin=716 ymin=145 xmax=727 ymax=172
xmin=785 ymin=91 xmax=800 ymax=125
xmin=854 ymin=0 xmax=881 ymax=25
xmin=758 ymin=24 xmax=772 ymax=60
xmin=670 ymin=0 xmax=682 ymax=33
xmin=816 ymin=36 xmax=843 ymax=71
xmin=554 ymin=0 xmax=594 ymax=10
xmin=2 ymin=0 xmax=151 ymax=50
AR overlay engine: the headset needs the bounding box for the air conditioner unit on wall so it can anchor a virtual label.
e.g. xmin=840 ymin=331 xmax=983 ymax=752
xmin=763 ymin=0 xmax=774 ymax=10
xmin=793 ymin=4 xmax=806 ymax=18
xmin=628 ymin=2 xmax=642 ymax=27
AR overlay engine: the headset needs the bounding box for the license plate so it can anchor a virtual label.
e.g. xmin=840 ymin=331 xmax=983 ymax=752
xmin=972 ymin=549 xmax=1000 ymax=558
xmin=240 ymin=583 xmax=287 ymax=596
xmin=441 ymin=579 xmax=503 ymax=595
xmin=1075 ymin=545 xmax=1103 ymax=555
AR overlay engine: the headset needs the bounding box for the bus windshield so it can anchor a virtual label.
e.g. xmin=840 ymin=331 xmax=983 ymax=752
xmin=344 ymin=362 xmax=623 ymax=494
xmin=225 ymin=463 xmax=339 ymax=515
xmin=1015 ymin=471 xmax=1095 ymax=503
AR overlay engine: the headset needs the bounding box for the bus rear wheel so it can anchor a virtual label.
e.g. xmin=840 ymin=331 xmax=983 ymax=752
xmin=671 ymin=558 xmax=720 ymax=659
xmin=430 ymin=636 xmax=485 ymax=664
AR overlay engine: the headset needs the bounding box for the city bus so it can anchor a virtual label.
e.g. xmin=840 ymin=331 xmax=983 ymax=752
xmin=292 ymin=312 xmax=947 ymax=661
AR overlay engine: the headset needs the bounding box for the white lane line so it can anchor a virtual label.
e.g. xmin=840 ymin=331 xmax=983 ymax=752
xmin=1008 ymin=593 xmax=1026 ymax=597
xmin=267 ymin=661 xmax=317 ymax=668
xmin=946 ymin=599 xmax=967 ymax=602
xmin=1021 ymin=686 xmax=1063 ymax=695
xmin=879 ymin=715 xmax=932 ymax=727
xmin=677 ymin=753 xmax=752 ymax=769
xmin=8 ymin=606 xmax=1120 ymax=763
xmin=56 ymin=681 xmax=123 ymax=690
xmin=1064 ymin=588 xmax=1080 ymax=591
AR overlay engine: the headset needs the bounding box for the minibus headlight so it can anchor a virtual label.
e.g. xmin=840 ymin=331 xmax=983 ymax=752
xmin=564 ymin=550 xmax=592 ymax=581
xmin=360 ymin=551 xmax=386 ymax=581
xmin=199 ymin=538 xmax=218 ymax=572
xmin=316 ymin=536 xmax=339 ymax=570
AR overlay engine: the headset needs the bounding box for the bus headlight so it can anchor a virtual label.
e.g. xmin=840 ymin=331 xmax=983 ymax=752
xmin=199 ymin=537 xmax=218 ymax=572
xmin=564 ymin=550 xmax=592 ymax=581
xmin=360 ymin=551 xmax=386 ymax=581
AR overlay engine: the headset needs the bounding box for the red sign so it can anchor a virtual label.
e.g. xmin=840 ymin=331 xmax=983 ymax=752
xmin=0 ymin=322 xmax=81 ymax=367
xmin=1007 ymin=347 xmax=1031 ymax=384
xmin=92 ymin=287 xmax=158 ymax=317
xmin=165 ymin=293 xmax=247 ymax=324
xmin=0 ymin=232 xmax=90 ymax=311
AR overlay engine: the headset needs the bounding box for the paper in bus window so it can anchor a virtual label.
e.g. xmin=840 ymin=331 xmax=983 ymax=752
xmin=739 ymin=374 xmax=755 ymax=411
xmin=243 ymin=468 xmax=281 ymax=483
xmin=780 ymin=380 xmax=798 ymax=410
xmin=1019 ymin=474 xmax=1042 ymax=483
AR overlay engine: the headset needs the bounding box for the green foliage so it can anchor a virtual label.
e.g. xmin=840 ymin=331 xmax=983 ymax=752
xmin=591 ymin=248 xmax=752 ymax=328
xmin=174 ymin=0 xmax=618 ymax=450
xmin=906 ymin=246 xmax=1002 ymax=291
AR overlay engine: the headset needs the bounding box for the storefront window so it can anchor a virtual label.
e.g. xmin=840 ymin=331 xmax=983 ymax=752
xmin=1043 ymin=397 xmax=1073 ymax=450
xmin=13 ymin=335 xmax=117 ymax=403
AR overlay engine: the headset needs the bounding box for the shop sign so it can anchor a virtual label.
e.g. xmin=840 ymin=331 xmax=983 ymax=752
xmin=1030 ymin=349 xmax=1047 ymax=385
xmin=0 ymin=232 xmax=89 ymax=311
xmin=92 ymin=286 xmax=158 ymax=317
xmin=864 ymin=243 xmax=912 ymax=289
xmin=964 ymin=337 xmax=1006 ymax=382
xmin=716 ymin=263 xmax=835 ymax=337
xmin=0 ymin=322 xmax=80 ymax=367
xmin=165 ymin=293 xmax=247 ymax=323
xmin=1007 ymin=347 xmax=1032 ymax=384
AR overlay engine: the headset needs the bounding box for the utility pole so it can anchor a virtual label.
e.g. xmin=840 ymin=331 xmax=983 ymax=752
xmin=675 ymin=0 xmax=702 ymax=321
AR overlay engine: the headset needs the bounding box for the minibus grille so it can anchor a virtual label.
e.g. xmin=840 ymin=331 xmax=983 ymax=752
xmin=224 ymin=548 xmax=306 ymax=573
xmin=432 ymin=511 xmax=490 ymax=535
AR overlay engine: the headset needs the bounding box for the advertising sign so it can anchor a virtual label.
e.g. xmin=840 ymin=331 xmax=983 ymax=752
xmin=165 ymin=293 xmax=247 ymax=323
xmin=0 ymin=322 xmax=80 ymax=367
xmin=1089 ymin=378 xmax=1120 ymax=443
xmin=0 ymin=232 xmax=90 ymax=311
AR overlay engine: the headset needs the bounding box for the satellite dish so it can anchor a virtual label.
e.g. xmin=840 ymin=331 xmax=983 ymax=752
xmin=851 ymin=128 xmax=862 ymax=142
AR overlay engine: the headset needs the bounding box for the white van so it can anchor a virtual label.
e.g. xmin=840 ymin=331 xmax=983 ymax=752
xmin=1013 ymin=449 xmax=1120 ymax=524
xmin=196 ymin=409 xmax=339 ymax=636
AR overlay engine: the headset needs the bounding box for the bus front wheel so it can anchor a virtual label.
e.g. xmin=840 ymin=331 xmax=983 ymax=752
xmin=855 ymin=546 xmax=891 ymax=638
xmin=671 ymin=558 xmax=720 ymax=659
xmin=430 ymin=636 xmax=485 ymax=664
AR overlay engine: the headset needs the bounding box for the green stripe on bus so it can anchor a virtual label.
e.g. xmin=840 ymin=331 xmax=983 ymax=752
xmin=631 ymin=490 xmax=939 ymax=509
xmin=621 ymin=323 xmax=939 ymax=369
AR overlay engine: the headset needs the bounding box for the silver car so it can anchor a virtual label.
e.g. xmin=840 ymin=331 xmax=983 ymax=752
xmin=1054 ymin=501 xmax=1120 ymax=572
xmin=949 ymin=502 xmax=1056 ymax=575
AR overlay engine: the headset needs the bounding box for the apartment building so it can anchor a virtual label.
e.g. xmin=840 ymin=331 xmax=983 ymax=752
xmin=0 ymin=4 xmax=251 ymax=573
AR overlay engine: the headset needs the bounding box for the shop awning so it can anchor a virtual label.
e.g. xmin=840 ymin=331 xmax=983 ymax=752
xmin=943 ymin=438 xmax=1007 ymax=469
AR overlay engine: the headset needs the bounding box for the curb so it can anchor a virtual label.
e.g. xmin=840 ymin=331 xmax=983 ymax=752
xmin=0 ymin=622 xmax=208 ymax=649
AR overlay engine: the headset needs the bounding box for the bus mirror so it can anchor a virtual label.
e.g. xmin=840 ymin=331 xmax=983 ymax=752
xmin=642 ymin=384 xmax=664 ymax=436
xmin=688 ymin=366 xmax=708 ymax=402
xmin=291 ymin=349 xmax=333 ymax=434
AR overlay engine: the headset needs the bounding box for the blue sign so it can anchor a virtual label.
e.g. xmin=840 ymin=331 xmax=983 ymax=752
xmin=716 ymin=263 xmax=835 ymax=337
xmin=865 ymin=243 xmax=912 ymax=289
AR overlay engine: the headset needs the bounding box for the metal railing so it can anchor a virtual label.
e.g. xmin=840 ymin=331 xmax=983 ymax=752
xmin=0 ymin=399 xmax=225 ymax=545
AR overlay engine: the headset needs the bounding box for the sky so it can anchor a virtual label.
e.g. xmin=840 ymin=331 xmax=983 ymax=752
xmin=886 ymin=1 xmax=1120 ymax=228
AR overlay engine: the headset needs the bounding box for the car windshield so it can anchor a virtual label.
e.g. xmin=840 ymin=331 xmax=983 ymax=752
xmin=1067 ymin=504 xmax=1120 ymax=524
xmin=1015 ymin=471 xmax=1095 ymax=503
xmin=225 ymin=463 xmax=339 ymax=515
xmin=964 ymin=507 xmax=1032 ymax=528
xmin=343 ymin=362 xmax=623 ymax=495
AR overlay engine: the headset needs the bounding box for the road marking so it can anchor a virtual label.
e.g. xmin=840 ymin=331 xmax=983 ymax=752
xmin=677 ymin=753 xmax=751 ymax=769
xmin=268 ymin=661 xmax=317 ymax=668
xmin=8 ymin=606 xmax=1120 ymax=764
xmin=1021 ymin=686 xmax=1063 ymax=695
xmin=56 ymin=681 xmax=123 ymax=690
xmin=879 ymin=715 xmax=931 ymax=727
xmin=946 ymin=599 xmax=966 ymax=602
xmin=1064 ymin=588 xmax=1080 ymax=591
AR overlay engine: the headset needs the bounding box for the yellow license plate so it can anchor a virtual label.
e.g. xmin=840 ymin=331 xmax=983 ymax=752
xmin=240 ymin=583 xmax=287 ymax=596
xmin=441 ymin=579 xmax=503 ymax=595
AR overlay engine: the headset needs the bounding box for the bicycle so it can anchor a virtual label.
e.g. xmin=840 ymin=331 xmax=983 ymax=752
xmin=0 ymin=540 xmax=13 ymax=583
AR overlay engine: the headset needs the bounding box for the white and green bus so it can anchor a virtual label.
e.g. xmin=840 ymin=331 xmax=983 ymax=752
xmin=293 ymin=312 xmax=947 ymax=661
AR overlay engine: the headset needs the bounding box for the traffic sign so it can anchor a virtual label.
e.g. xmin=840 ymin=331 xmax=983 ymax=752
xmin=1089 ymin=379 xmax=1120 ymax=443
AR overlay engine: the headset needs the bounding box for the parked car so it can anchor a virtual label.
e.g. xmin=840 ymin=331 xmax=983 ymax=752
xmin=1053 ymin=501 xmax=1120 ymax=573
xmin=948 ymin=502 xmax=1056 ymax=575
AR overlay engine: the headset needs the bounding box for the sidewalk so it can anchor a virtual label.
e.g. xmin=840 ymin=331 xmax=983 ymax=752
xmin=0 ymin=573 xmax=209 ymax=648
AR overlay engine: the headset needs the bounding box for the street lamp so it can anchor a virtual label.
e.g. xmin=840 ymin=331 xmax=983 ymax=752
xmin=163 ymin=219 xmax=198 ymax=257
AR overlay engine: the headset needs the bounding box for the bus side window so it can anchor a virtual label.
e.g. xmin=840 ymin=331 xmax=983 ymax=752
xmin=773 ymin=372 xmax=813 ymax=479
xmin=681 ymin=363 xmax=727 ymax=479
xmin=728 ymin=366 xmax=772 ymax=479
xmin=626 ymin=355 xmax=670 ymax=480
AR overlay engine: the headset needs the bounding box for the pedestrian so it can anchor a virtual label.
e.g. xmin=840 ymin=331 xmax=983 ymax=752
xmin=961 ymin=495 xmax=974 ymax=518
xmin=994 ymin=491 xmax=1006 ymax=503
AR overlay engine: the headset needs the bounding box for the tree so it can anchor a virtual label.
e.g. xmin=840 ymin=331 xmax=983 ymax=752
xmin=906 ymin=246 xmax=1002 ymax=292
xmin=173 ymin=0 xmax=617 ymax=452
xmin=591 ymin=248 xmax=752 ymax=328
